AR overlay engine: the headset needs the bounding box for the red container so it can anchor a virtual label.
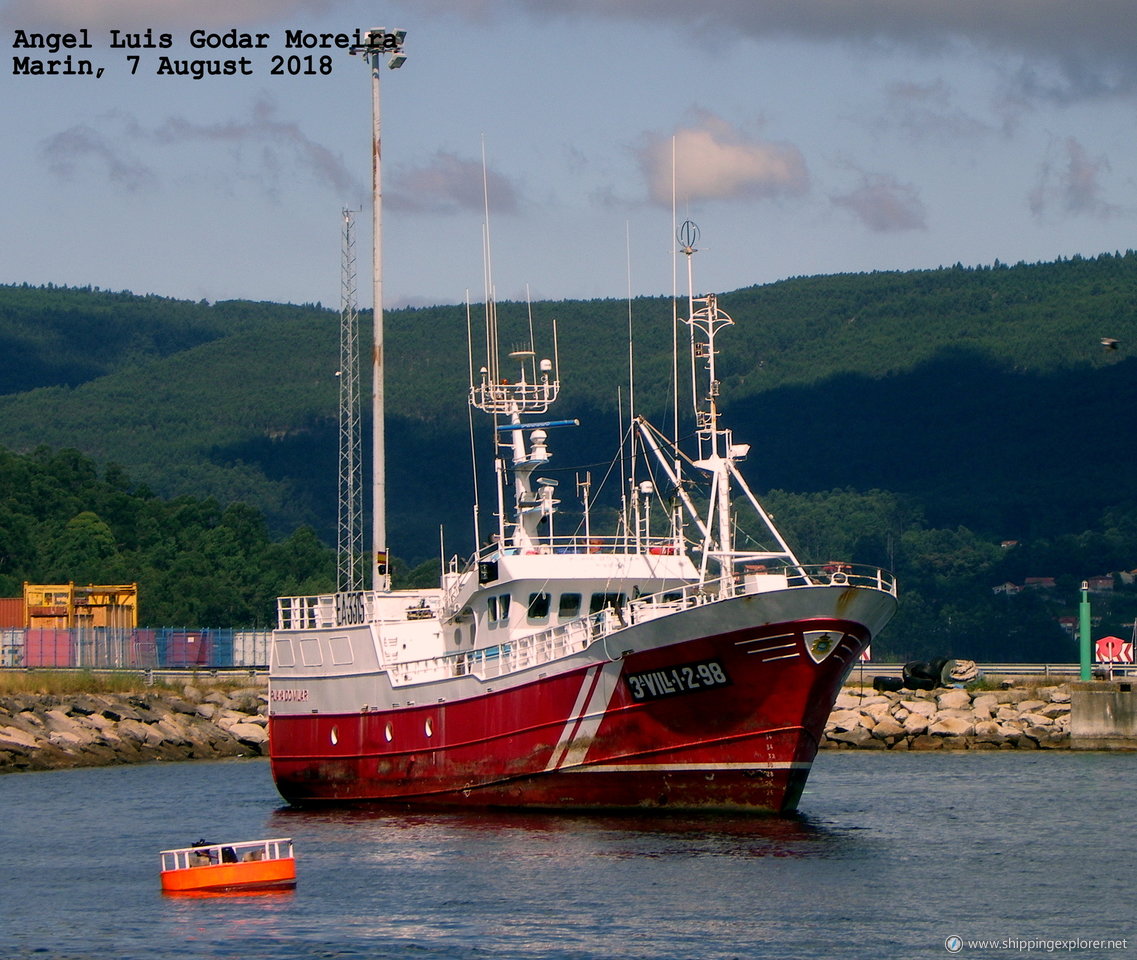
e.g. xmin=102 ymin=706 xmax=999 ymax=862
xmin=0 ymin=597 xmax=24 ymax=629
xmin=24 ymin=629 xmax=74 ymax=667
xmin=166 ymin=631 xmax=212 ymax=667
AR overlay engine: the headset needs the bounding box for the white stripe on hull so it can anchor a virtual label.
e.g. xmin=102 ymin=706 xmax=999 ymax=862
xmin=565 ymin=761 xmax=813 ymax=773
xmin=544 ymin=659 xmax=624 ymax=771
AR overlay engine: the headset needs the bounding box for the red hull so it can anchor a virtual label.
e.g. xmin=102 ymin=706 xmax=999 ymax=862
xmin=269 ymin=617 xmax=867 ymax=813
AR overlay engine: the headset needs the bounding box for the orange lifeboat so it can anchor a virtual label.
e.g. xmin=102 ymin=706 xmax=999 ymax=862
xmin=159 ymin=838 xmax=296 ymax=895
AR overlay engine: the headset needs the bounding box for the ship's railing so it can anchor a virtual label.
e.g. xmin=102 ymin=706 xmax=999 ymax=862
xmin=470 ymin=379 xmax=557 ymax=414
xmin=160 ymin=838 xmax=293 ymax=871
xmin=390 ymin=562 xmax=896 ymax=687
xmin=440 ymin=535 xmax=685 ymax=610
xmin=275 ymin=591 xmax=441 ymax=631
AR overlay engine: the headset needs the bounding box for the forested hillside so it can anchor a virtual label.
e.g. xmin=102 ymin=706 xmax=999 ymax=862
xmin=1 ymin=253 xmax=1136 ymax=659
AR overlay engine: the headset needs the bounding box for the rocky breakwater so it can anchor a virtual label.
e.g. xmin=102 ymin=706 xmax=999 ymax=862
xmin=822 ymin=684 xmax=1072 ymax=750
xmin=0 ymin=685 xmax=269 ymax=773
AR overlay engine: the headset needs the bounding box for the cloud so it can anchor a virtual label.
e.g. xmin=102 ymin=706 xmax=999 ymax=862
xmin=40 ymin=123 xmax=156 ymax=191
xmin=38 ymin=96 xmax=360 ymax=198
xmin=153 ymin=96 xmax=361 ymax=196
xmin=831 ymin=173 xmax=927 ymax=232
xmin=0 ymin=0 xmax=338 ymax=30
xmin=501 ymin=0 xmax=1137 ymax=103
xmin=637 ymin=112 xmax=808 ymax=208
xmin=1029 ymin=137 xmax=1118 ymax=220
xmin=879 ymin=80 xmax=995 ymax=142
xmin=388 ymin=151 xmax=521 ymax=215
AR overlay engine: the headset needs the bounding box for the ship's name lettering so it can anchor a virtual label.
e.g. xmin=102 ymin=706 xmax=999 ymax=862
xmin=624 ymin=658 xmax=730 ymax=703
xmin=270 ymin=688 xmax=309 ymax=702
xmin=335 ymin=591 xmax=366 ymax=626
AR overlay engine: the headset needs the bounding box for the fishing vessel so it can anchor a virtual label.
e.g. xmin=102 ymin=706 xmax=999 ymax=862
xmin=159 ymin=839 xmax=296 ymax=895
xmin=267 ymin=29 xmax=898 ymax=813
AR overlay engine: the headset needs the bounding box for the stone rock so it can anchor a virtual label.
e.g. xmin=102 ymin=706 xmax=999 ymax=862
xmin=65 ymin=696 xmax=108 ymax=717
xmin=165 ymin=697 xmax=200 ymax=716
xmin=1017 ymin=699 xmax=1048 ymax=714
xmin=902 ymin=714 xmax=929 ymax=736
xmin=937 ymin=689 xmax=972 ymax=711
xmin=900 ymin=700 xmax=936 ymax=718
xmin=214 ymin=709 xmax=251 ymax=732
xmin=972 ymin=721 xmax=1004 ymax=743
xmin=971 ymin=695 xmax=999 ymax=719
xmin=196 ymin=702 xmax=218 ymax=720
xmin=909 ymin=734 xmax=943 ymax=750
xmin=833 ymin=693 xmax=864 ymax=711
xmin=862 ymin=702 xmax=893 ymax=722
xmin=870 ymin=717 xmax=906 ymax=741
xmin=229 ymin=722 xmax=269 ymax=745
xmin=116 ymin=718 xmax=162 ymax=745
xmin=44 ymin=709 xmax=87 ymax=736
xmin=100 ymin=703 xmax=142 ymax=723
xmin=1040 ymin=703 xmax=1070 ymax=719
xmin=0 ymin=724 xmax=39 ymax=749
xmin=929 ymin=717 xmax=974 ymax=737
xmin=829 ymin=726 xmax=874 ymax=747
xmin=827 ymin=709 xmax=864 ymax=732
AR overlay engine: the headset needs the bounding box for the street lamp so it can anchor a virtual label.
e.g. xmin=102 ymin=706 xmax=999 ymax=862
xmin=348 ymin=29 xmax=406 ymax=592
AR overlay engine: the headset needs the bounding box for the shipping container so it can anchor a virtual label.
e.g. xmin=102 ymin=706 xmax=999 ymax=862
xmin=161 ymin=630 xmax=213 ymax=667
xmin=1 ymin=628 xmax=23 ymax=666
xmin=0 ymin=597 xmax=24 ymax=629
xmin=24 ymin=628 xmax=74 ymax=667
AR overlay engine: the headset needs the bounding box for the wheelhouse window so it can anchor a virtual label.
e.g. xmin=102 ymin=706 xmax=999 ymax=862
xmin=589 ymin=592 xmax=627 ymax=615
xmin=558 ymin=593 xmax=582 ymax=620
xmin=527 ymin=592 xmax=551 ymax=622
xmin=487 ymin=596 xmax=498 ymax=623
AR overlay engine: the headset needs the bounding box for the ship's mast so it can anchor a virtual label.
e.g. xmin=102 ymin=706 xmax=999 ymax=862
xmin=350 ymin=28 xmax=406 ymax=592
xmin=659 ymin=221 xmax=803 ymax=588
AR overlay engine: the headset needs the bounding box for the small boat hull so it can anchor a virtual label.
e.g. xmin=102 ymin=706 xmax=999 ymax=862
xmin=159 ymin=839 xmax=296 ymax=895
xmin=160 ymin=859 xmax=296 ymax=894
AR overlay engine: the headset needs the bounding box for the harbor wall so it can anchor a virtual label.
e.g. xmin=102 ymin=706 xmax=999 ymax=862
xmin=822 ymin=683 xmax=1078 ymax=751
xmin=1068 ymin=681 xmax=1137 ymax=749
xmin=0 ymin=684 xmax=268 ymax=773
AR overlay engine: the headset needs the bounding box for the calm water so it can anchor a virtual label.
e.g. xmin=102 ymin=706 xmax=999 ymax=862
xmin=3 ymin=752 xmax=1133 ymax=960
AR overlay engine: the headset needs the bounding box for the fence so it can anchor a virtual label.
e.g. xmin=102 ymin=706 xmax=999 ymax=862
xmin=0 ymin=628 xmax=271 ymax=670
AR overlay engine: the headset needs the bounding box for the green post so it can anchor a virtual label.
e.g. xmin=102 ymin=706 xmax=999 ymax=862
xmin=1079 ymin=580 xmax=1092 ymax=682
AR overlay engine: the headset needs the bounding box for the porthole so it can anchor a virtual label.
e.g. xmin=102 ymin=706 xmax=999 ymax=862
xmin=330 ymin=725 xmax=339 ymax=746
xmin=425 ymin=717 xmax=434 ymax=738
xmin=384 ymin=722 xmax=393 ymax=742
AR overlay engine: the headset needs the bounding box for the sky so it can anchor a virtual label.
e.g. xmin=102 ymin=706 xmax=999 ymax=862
xmin=3 ymin=0 xmax=1137 ymax=310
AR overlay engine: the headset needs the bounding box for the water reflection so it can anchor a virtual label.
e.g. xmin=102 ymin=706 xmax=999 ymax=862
xmin=267 ymin=802 xmax=847 ymax=865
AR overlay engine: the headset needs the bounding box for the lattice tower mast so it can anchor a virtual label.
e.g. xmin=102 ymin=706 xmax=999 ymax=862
xmin=337 ymin=207 xmax=364 ymax=592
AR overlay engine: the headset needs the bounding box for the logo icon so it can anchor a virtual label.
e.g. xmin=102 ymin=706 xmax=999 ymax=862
xmin=944 ymin=935 xmax=963 ymax=954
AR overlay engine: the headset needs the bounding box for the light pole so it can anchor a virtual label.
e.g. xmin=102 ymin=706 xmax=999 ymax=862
xmin=349 ymin=28 xmax=406 ymax=593
xmin=1079 ymin=579 xmax=1092 ymax=681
